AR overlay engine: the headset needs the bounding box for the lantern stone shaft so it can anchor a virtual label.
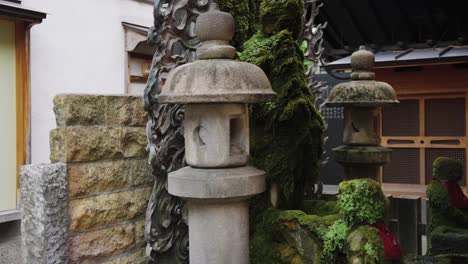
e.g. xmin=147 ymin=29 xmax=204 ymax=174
xmin=157 ymin=4 xmax=275 ymax=264
xmin=326 ymin=47 xmax=399 ymax=180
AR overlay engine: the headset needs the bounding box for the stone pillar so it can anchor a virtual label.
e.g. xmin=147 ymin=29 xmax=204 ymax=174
xmin=326 ymin=47 xmax=399 ymax=180
xmin=21 ymin=94 xmax=152 ymax=264
xmin=157 ymin=4 xmax=275 ymax=264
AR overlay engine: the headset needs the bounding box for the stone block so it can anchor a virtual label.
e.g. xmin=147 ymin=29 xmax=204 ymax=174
xmin=69 ymin=188 xmax=151 ymax=232
xmin=105 ymin=96 xmax=147 ymax=127
xmin=54 ymin=95 xmax=105 ymax=127
xmin=50 ymin=127 xmax=147 ymax=162
xmin=20 ymin=163 xmax=69 ymax=264
xmin=184 ymin=104 xmax=249 ymax=168
xmin=100 ymin=249 xmax=146 ymax=264
xmin=70 ymin=223 xmax=135 ymax=262
xmin=68 ymin=159 xmax=149 ymax=198
xmin=54 ymin=94 xmax=147 ymax=127
xmin=135 ymin=220 xmax=146 ymax=247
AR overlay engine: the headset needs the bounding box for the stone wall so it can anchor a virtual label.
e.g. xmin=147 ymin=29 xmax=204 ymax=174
xmin=21 ymin=94 xmax=151 ymax=264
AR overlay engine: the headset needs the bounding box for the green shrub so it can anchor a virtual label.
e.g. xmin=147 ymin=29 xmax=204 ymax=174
xmin=433 ymin=157 xmax=463 ymax=181
xmin=338 ymin=179 xmax=386 ymax=226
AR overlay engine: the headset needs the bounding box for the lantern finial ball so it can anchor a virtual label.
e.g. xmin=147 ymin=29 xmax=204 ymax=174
xmin=351 ymin=46 xmax=375 ymax=80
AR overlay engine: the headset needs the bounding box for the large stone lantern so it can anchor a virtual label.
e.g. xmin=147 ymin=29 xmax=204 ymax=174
xmin=157 ymin=4 xmax=275 ymax=264
xmin=326 ymin=47 xmax=399 ymax=180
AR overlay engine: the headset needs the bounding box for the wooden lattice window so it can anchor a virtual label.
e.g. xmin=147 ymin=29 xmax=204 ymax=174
xmin=381 ymin=95 xmax=467 ymax=188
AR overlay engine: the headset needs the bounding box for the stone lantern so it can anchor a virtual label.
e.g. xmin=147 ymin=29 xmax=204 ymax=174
xmin=157 ymin=4 xmax=275 ymax=264
xmin=326 ymin=47 xmax=399 ymax=180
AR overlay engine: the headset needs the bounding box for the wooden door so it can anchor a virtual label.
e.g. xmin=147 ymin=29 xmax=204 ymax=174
xmin=0 ymin=19 xmax=18 ymax=211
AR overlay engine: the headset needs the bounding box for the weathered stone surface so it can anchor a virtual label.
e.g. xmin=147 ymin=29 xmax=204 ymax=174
xmin=135 ymin=220 xmax=145 ymax=247
xmin=188 ymin=200 xmax=250 ymax=264
xmin=168 ymin=166 xmax=265 ymax=199
xmin=132 ymin=159 xmax=153 ymax=187
xmin=185 ymin=104 xmax=249 ymax=168
xmin=68 ymin=159 xmax=150 ymax=198
xmin=50 ymin=127 xmax=147 ymax=162
xmin=71 ymin=223 xmax=135 ymax=262
xmin=54 ymin=94 xmax=147 ymax=127
xmin=105 ymin=96 xmax=147 ymax=127
xmin=159 ymin=60 xmax=275 ymax=104
xmin=69 ymin=188 xmax=151 ymax=232
xmin=20 ymin=163 xmax=69 ymax=264
xmin=101 ymin=249 xmax=146 ymax=264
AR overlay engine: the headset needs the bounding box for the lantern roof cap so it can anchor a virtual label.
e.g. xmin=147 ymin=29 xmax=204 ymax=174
xmin=158 ymin=4 xmax=275 ymax=104
xmin=326 ymin=46 xmax=398 ymax=107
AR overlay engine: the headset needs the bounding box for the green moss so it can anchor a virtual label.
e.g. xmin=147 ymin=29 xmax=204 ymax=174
xmin=302 ymin=200 xmax=340 ymax=217
xmin=427 ymin=180 xmax=468 ymax=255
xmin=251 ymin=209 xmax=339 ymax=264
xmin=259 ymin=0 xmax=304 ymax=39
xmin=321 ymin=219 xmax=347 ymax=263
xmin=346 ymin=226 xmax=385 ymax=264
xmin=433 ymin=157 xmax=463 ymax=181
xmin=338 ymin=179 xmax=386 ymax=226
xmin=241 ymin=29 xmax=324 ymax=210
xmin=216 ymin=0 xmax=260 ymax=50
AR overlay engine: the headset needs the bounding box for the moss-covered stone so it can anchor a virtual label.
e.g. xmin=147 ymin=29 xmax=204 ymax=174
xmin=431 ymin=226 xmax=468 ymax=256
xmin=426 ymin=179 xmax=468 ymax=255
xmin=433 ymin=157 xmax=463 ymax=181
xmin=338 ymin=179 xmax=386 ymax=226
xmin=259 ymin=0 xmax=304 ymax=40
xmin=251 ymin=209 xmax=339 ymax=264
xmin=240 ymin=7 xmax=324 ymax=210
xmin=302 ymin=200 xmax=340 ymax=217
xmin=346 ymin=226 xmax=385 ymax=264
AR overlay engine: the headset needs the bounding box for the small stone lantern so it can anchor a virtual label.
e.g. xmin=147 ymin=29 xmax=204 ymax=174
xmin=157 ymin=4 xmax=275 ymax=264
xmin=326 ymin=47 xmax=399 ymax=180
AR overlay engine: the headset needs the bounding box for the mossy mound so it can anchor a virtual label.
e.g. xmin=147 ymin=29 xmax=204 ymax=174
xmin=241 ymin=30 xmax=324 ymax=210
xmin=338 ymin=179 xmax=387 ymax=226
xmin=259 ymin=0 xmax=304 ymax=39
xmin=302 ymin=200 xmax=340 ymax=217
xmin=251 ymin=209 xmax=339 ymax=264
xmin=433 ymin=157 xmax=463 ymax=181
xmin=431 ymin=226 xmax=468 ymax=256
xmin=346 ymin=225 xmax=385 ymax=264
xmin=426 ymin=173 xmax=468 ymax=256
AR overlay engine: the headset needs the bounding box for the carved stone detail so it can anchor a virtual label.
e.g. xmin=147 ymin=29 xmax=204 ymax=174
xmin=143 ymin=1 xmax=213 ymax=263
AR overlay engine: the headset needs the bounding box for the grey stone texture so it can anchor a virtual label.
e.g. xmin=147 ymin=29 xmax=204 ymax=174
xmin=184 ymin=104 xmax=249 ymax=168
xmin=188 ymin=200 xmax=250 ymax=264
xmin=326 ymin=48 xmax=397 ymax=180
xmin=21 ymin=163 xmax=69 ymax=264
xmin=168 ymin=166 xmax=266 ymax=199
xmin=160 ymin=4 xmax=273 ymax=264
xmin=326 ymin=48 xmax=398 ymax=107
xmin=158 ymin=60 xmax=275 ymax=104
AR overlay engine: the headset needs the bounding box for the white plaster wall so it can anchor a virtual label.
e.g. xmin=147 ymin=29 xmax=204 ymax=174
xmin=22 ymin=0 xmax=153 ymax=163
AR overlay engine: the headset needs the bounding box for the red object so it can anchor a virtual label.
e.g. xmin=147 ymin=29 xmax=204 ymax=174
xmin=443 ymin=180 xmax=468 ymax=209
xmin=371 ymin=223 xmax=402 ymax=261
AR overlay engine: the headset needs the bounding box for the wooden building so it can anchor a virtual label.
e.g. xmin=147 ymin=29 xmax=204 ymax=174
xmin=317 ymin=0 xmax=468 ymax=196
xmin=0 ymin=0 xmax=45 ymax=216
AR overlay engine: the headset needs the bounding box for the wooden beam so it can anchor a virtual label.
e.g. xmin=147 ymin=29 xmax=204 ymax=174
xmin=367 ymin=0 xmax=392 ymax=42
xmin=337 ymin=0 xmax=367 ymax=43
xmin=15 ymin=21 xmax=29 ymax=197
